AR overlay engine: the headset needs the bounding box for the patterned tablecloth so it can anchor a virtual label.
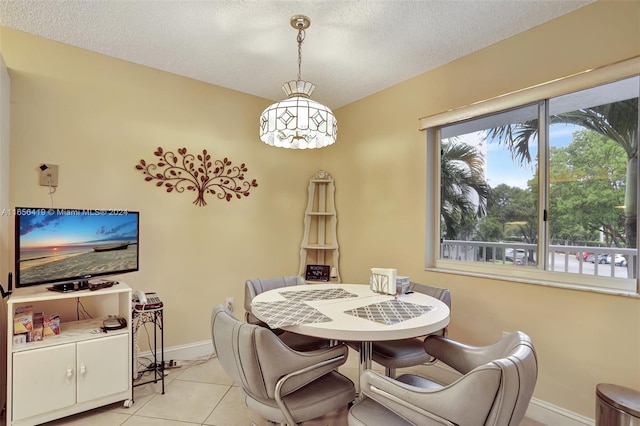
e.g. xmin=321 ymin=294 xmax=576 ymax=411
xmin=251 ymin=288 xmax=357 ymax=328
xmin=344 ymin=299 xmax=434 ymax=325
xmin=252 ymin=288 xmax=434 ymax=328
xmin=278 ymin=287 xmax=358 ymax=302
xmin=251 ymin=300 xmax=332 ymax=328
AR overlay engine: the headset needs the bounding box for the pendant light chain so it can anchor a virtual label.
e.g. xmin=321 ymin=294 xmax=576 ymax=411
xmin=297 ymin=28 xmax=305 ymax=81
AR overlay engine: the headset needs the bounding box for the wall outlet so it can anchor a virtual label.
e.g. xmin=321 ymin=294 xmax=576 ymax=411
xmin=39 ymin=163 xmax=59 ymax=187
xmin=226 ymin=297 xmax=234 ymax=312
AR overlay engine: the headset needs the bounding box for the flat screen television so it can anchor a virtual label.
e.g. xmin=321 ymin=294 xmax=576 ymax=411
xmin=15 ymin=207 xmax=139 ymax=290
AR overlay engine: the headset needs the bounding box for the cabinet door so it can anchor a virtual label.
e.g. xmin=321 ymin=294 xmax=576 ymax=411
xmin=76 ymin=334 xmax=129 ymax=403
xmin=12 ymin=343 xmax=76 ymax=421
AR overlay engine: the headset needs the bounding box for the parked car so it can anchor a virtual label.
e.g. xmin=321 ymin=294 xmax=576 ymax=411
xmin=505 ymin=248 xmax=526 ymax=262
xmin=587 ymin=254 xmax=608 ymax=264
xmin=575 ymin=252 xmax=591 ymax=260
xmin=606 ymin=254 xmax=627 ymax=266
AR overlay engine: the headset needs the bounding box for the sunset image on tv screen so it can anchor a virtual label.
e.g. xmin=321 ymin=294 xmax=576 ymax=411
xmin=17 ymin=209 xmax=139 ymax=286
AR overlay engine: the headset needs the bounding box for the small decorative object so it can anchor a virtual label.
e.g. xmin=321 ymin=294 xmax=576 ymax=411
xmin=396 ymin=276 xmax=410 ymax=295
xmin=370 ymin=268 xmax=397 ymax=295
xmin=330 ymin=266 xmax=338 ymax=279
xmin=305 ymin=265 xmax=330 ymax=282
xmin=135 ymin=147 xmax=258 ymax=206
xmin=315 ymin=169 xmax=328 ymax=180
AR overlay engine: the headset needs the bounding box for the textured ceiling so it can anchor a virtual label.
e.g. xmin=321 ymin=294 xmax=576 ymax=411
xmin=0 ymin=0 xmax=594 ymax=108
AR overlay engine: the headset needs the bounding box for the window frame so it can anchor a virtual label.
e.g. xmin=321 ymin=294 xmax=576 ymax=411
xmin=422 ymin=57 xmax=640 ymax=296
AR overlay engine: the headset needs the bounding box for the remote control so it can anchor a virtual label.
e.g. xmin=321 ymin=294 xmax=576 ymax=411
xmin=89 ymin=281 xmax=115 ymax=291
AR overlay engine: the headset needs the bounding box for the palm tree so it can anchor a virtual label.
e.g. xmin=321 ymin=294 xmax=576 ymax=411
xmin=555 ymin=100 xmax=638 ymax=248
xmin=440 ymin=141 xmax=488 ymax=239
xmin=487 ymin=98 xmax=638 ymax=273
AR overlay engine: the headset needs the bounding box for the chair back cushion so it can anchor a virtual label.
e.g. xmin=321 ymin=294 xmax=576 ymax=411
xmin=426 ymin=331 xmax=537 ymax=426
xmin=212 ymin=305 xmax=261 ymax=395
xmin=410 ymin=282 xmax=451 ymax=309
xmin=485 ymin=332 xmax=538 ymax=425
xmin=410 ymin=282 xmax=450 ymax=337
xmin=359 ymin=363 xmax=504 ymax=426
xmin=211 ymin=304 xmax=343 ymax=401
xmin=244 ymin=275 xmax=305 ymax=312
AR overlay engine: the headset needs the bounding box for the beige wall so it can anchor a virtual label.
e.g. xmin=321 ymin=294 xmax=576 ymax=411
xmin=0 ymin=27 xmax=322 ymax=351
xmin=329 ymin=0 xmax=640 ymax=419
xmin=1 ymin=0 xmax=639 ymax=421
xmin=0 ymin=28 xmax=10 ymax=417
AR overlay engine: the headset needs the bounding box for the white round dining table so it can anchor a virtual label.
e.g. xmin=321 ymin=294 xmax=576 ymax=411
xmin=251 ymin=283 xmax=451 ymax=390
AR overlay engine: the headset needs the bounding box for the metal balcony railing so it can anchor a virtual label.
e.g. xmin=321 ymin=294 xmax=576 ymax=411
xmin=441 ymin=240 xmax=637 ymax=279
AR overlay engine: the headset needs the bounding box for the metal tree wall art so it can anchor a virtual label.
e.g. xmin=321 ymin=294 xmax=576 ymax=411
xmin=135 ymin=147 xmax=258 ymax=206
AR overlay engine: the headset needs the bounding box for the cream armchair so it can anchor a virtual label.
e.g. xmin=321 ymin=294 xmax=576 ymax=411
xmin=244 ymin=275 xmax=304 ymax=325
xmin=348 ymin=331 xmax=538 ymax=426
xmin=211 ymin=305 xmax=356 ymax=425
xmin=347 ymin=282 xmax=451 ymax=378
xmin=369 ymin=282 xmax=451 ymax=377
xmin=244 ymin=275 xmax=330 ymax=351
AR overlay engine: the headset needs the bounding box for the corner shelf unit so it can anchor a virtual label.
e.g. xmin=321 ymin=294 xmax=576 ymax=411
xmin=5 ymin=283 xmax=133 ymax=425
xmin=298 ymin=170 xmax=341 ymax=283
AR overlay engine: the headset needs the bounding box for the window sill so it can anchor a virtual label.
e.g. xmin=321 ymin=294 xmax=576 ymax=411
xmin=425 ymin=266 xmax=640 ymax=298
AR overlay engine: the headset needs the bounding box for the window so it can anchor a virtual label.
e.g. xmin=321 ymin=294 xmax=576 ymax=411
xmin=423 ymin=60 xmax=639 ymax=294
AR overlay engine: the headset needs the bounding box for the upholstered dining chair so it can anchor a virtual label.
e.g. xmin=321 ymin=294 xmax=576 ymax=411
xmin=244 ymin=275 xmax=330 ymax=351
xmin=348 ymin=331 xmax=538 ymax=426
xmin=211 ymin=305 xmax=356 ymax=425
xmin=349 ymin=282 xmax=451 ymax=378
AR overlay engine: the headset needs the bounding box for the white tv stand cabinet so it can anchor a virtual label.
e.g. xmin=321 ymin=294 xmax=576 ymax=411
xmin=5 ymin=282 xmax=132 ymax=426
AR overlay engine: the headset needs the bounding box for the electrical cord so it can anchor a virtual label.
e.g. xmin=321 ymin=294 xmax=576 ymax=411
xmin=48 ymin=175 xmax=56 ymax=207
xmin=76 ymin=298 xmax=93 ymax=320
xmin=157 ymin=351 xmax=218 ymax=371
xmin=132 ymin=351 xmax=218 ymax=382
xmin=132 ymin=317 xmax=164 ymax=382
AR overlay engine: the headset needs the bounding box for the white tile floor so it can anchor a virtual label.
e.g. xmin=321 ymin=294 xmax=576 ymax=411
xmin=39 ymin=348 xmax=545 ymax=426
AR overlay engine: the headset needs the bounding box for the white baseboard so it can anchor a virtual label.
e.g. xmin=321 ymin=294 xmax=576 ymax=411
xmin=137 ymin=339 xmax=214 ymax=365
xmin=526 ymin=398 xmax=594 ymax=426
xmin=150 ymin=341 xmax=596 ymax=426
xmin=162 ymin=339 xmax=215 ymax=361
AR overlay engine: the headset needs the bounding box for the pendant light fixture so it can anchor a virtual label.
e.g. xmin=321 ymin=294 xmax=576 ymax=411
xmin=259 ymin=15 xmax=337 ymax=149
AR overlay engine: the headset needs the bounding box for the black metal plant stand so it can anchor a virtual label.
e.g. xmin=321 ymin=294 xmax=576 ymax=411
xmin=130 ymin=308 xmax=164 ymax=404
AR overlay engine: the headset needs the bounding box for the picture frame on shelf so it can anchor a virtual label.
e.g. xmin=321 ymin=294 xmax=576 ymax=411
xmin=305 ymin=265 xmax=330 ymax=281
